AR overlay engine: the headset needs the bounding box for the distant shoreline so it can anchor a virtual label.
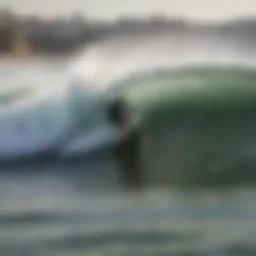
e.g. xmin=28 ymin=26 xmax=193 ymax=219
xmin=0 ymin=52 xmax=80 ymax=66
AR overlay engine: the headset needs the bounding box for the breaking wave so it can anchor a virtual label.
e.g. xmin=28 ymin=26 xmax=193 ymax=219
xmin=2 ymin=32 xmax=256 ymax=163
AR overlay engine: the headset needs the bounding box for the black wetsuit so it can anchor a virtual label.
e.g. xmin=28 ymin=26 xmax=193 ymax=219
xmin=114 ymin=125 xmax=143 ymax=189
xmin=107 ymin=97 xmax=143 ymax=188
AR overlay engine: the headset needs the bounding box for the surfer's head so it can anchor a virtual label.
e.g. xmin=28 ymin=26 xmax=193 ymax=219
xmin=107 ymin=97 xmax=129 ymax=128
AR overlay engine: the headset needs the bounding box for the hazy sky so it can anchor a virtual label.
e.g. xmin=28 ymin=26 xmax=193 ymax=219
xmin=1 ymin=0 xmax=256 ymax=21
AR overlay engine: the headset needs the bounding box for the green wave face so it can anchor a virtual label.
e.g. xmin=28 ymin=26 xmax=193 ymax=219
xmin=110 ymin=67 xmax=256 ymax=188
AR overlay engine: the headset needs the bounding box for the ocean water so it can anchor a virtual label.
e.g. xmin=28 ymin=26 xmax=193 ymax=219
xmin=0 ymin=169 xmax=255 ymax=256
xmin=0 ymin=33 xmax=256 ymax=255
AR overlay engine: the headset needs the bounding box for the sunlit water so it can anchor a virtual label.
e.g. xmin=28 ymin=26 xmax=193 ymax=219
xmin=0 ymin=33 xmax=256 ymax=255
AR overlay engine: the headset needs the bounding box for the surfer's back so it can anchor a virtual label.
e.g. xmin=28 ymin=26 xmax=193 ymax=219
xmin=107 ymin=97 xmax=143 ymax=189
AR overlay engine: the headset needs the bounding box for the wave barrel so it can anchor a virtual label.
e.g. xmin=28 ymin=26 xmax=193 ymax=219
xmin=112 ymin=68 xmax=256 ymax=188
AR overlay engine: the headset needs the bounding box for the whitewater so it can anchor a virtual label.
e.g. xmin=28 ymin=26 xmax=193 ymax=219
xmin=2 ymin=32 xmax=256 ymax=162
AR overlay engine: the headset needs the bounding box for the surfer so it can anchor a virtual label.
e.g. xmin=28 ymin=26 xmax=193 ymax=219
xmin=107 ymin=97 xmax=143 ymax=189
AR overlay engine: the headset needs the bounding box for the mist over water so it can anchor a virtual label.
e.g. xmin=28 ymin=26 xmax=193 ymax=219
xmin=73 ymin=31 xmax=256 ymax=86
xmin=0 ymin=31 xmax=256 ymax=255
